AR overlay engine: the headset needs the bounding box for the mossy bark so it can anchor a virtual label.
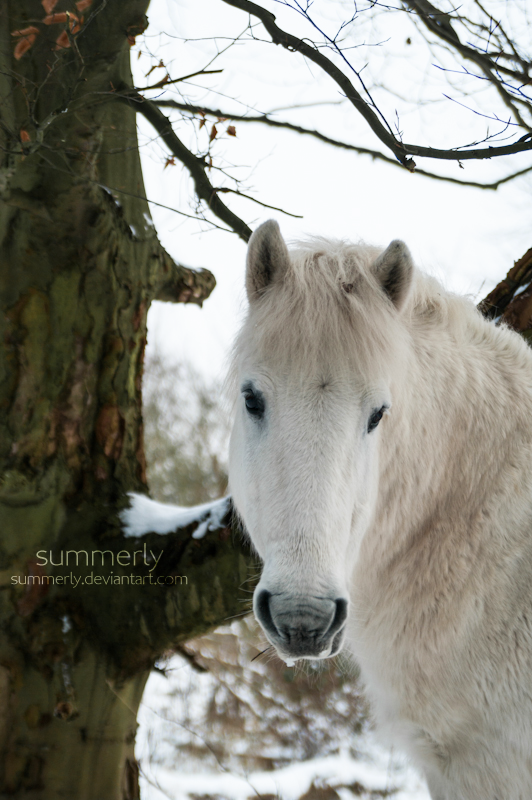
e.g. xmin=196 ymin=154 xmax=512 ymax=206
xmin=0 ymin=2 xmax=254 ymax=797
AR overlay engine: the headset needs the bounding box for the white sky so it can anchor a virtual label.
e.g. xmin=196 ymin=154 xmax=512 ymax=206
xmin=133 ymin=0 xmax=532 ymax=381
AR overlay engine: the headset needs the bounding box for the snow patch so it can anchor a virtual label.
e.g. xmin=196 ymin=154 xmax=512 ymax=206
xmin=138 ymin=749 xmax=430 ymax=800
xmin=100 ymin=185 xmax=122 ymax=208
xmin=513 ymin=283 xmax=530 ymax=297
xmin=136 ymin=658 xmax=431 ymax=800
xmin=120 ymin=493 xmax=231 ymax=539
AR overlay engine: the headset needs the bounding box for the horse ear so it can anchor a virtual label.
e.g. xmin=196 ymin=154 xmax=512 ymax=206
xmin=246 ymin=220 xmax=290 ymax=300
xmin=372 ymin=240 xmax=414 ymax=311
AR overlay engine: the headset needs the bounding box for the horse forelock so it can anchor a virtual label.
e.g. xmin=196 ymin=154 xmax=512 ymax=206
xmin=230 ymin=237 xmax=435 ymax=388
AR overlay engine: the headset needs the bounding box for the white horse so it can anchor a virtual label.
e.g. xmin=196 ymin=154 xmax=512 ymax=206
xmin=228 ymin=220 xmax=532 ymax=800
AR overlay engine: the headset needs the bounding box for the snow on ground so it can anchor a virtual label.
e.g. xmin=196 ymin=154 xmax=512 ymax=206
xmin=136 ymin=663 xmax=431 ymax=800
xmin=138 ymin=750 xmax=431 ymax=800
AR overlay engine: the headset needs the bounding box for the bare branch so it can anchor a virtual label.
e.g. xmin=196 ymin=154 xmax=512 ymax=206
xmin=214 ymin=187 xmax=303 ymax=218
xmin=218 ymin=0 xmax=532 ymax=166
xmin=136 ymin=69 xmax=223 ymax=92
xmin=218 ymin=0 xmax=407 ymax=164
xmin=403 ymin=0 xmax=530 ymax=84
xmin=155 ymin=255 xmax=216 ymax=306
xmin=403 ymin=0 xmax=532 ymax=131
xmin=478 ymin=247 xmax=532 ymax=324
xmin=116 ymin=87 xmax=252 ymax=242
xmin=156 ymin=99 xmax=532 ymax=189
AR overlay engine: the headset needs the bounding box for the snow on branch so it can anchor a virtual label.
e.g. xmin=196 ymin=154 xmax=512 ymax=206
xmin=120 ymin=493 xmax=232 ymax=540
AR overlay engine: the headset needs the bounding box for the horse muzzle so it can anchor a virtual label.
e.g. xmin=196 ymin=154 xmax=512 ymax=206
xmin=254 ymin=589 xmax=348 ymax=660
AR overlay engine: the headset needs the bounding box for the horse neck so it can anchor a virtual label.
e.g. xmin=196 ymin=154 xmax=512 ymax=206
xmin=375 ymin=303 xmax=532 ymax=550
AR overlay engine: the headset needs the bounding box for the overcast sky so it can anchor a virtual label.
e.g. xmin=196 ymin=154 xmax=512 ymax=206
xmin=132 ymin=0 xmax=532 ymax=381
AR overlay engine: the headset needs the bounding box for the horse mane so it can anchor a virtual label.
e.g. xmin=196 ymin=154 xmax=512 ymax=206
xmin=229 ymin=236 xmax=492 ymax=387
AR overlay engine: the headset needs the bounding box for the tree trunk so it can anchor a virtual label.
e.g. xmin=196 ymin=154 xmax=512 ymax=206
xmin=0 ymin=2 xmax=254 ymax=796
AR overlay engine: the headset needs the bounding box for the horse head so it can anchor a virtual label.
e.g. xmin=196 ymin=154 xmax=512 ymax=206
xmin=229 ymin=220 xmax=414 ymax=663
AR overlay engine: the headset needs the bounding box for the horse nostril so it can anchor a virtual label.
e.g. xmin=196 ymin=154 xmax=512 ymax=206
xmin=255 ymin=589 xmax=280 ymax=639
xmin=327 ymin=598 xmax=348 ymax=638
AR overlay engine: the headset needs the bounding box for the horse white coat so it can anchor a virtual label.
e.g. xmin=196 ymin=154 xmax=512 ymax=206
xmin=228 ymin=220 xmax=532 ymax=800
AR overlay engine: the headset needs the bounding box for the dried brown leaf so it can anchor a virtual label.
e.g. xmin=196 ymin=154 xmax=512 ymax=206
xmin=11 ymin=25 xmax=39 ymax=37
xmin=43 ymin=11 xmax=69 ymax=24
xmin=145 ymin=59 xmax=164 ymax=77
xmin=54 ymin=30 xmax=70 ymax=50
xmin=13 ymin=33 xmax=37 ymax=59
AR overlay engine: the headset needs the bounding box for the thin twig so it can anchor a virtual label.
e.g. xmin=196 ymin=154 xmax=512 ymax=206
xmin=156 ymin=99 xmax=532 ymax=189
xmin=116 ymin=87 xmax=252 ymax=241
xmin=136 ymin=69 xmax=223 ymax=92
xmin=403 ymin=0 xmax=532 ymax=131
xmin=214 ymin=187 xmax=303 ymax=217
xmin=218 ymin=0 xmax=532 ymax=166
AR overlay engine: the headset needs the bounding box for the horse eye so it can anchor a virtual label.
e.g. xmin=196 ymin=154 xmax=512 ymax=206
xmin=244 ymin=391 xmax=264 ymax=418
xmin=367 ymin=405 xmax=386 ymax=433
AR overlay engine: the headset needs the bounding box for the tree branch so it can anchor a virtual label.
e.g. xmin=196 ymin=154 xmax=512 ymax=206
xmin=403 ymin=0 xmax=532 ymax=132
xmin=116 ymin=87 xmax=252 ymax=242
xmin=478 ymin=247 xmax=532 ymax=328
xmin=218 ymin=0 xmax=532 ymax=167
xmin=58 ymin=495 xmax=258 ymax=679
xmin=156 ymin=99 xmax=532 ymax=190
xmin=155 ymin=249 xmax=216 ymax=305
xmin=136 ymin=68 xmax=223 ymax=92
xmin=214 ymin=186 xmax=303 ymax=217
xmin=218 ymin=0 xmax=409 ymax=164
